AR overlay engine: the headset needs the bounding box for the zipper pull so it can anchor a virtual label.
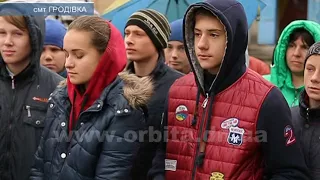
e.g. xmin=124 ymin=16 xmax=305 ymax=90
xmin=11 ymin=77 xmax=15 ymax=89
xmin=202 ymin=93 xmax=209 ymax=108
xmin=26 ymin=106 xmax=31 ymax=117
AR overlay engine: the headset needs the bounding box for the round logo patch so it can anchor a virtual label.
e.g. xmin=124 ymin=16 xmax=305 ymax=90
xmin=175 ymin=105 xmax=188 ymax=121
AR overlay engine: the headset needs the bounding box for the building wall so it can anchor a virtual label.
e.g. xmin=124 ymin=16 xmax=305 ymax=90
xmin=258 ymin=0 xmax=312 ymax=45
xmin=92 ymin=0 xmax=117 ymax=15
xmin=308 ymin=0 xmax=320 ymax=23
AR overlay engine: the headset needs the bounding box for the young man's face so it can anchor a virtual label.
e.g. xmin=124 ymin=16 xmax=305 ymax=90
xmin=40 ymin=45 xmax=66 ymax=73
xmin=194 ymin=13 xmax=226 ymax=74
xmin=304 ymin=55 xmax=320 ymax=101
xmin=165 ymin=41 xmax=190 ymax=74
xmin=0 ymin=17 xmax=31 ymax=66
xmin=124 ymin=25 xmax=157 ymax=62
xmin=286 ymin=36 xmax=309 ymax=75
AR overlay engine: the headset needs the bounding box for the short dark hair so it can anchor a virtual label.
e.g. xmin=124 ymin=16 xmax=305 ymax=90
xmin=289 ymin=28 xmax=315 ymax=47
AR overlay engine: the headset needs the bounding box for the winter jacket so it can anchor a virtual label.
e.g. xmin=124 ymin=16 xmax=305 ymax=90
xmin=292 ymin=90 xmax=320 ymax=180
xmin=29 ymin=21 xmax=153 ymax=180
xmin=264 ymin=20 xmax=320 ymax=107
xmin=126 ymin=54 xmax=183 ymax=180
xmin=0 ymin=10 xmax=63 ymax=180
xmin=149 ymin=0 xmax=310 ymax=179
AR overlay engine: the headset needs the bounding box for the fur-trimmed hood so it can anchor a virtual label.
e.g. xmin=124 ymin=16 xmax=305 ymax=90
xmin=118 ymin=71 xmax=153 ymax=109
xmin=57 ymin=71 xmax=153 ymax=109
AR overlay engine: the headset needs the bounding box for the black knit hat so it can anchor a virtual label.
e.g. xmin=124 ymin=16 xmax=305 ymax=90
xmin=125 ymin=9 xmax=171 ymax=50
xmin=305 ymin=41 xmax=320 ymax=66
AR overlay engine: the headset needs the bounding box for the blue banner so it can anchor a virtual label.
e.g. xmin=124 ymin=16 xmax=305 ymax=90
xmin=0 ymin=2 xmax=94 ymax=16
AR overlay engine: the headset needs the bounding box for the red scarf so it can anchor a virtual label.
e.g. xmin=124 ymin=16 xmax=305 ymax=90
xmin=67 ymin=21 xmax=127 ymax=132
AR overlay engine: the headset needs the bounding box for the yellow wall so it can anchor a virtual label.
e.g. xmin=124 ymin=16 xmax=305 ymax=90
xmin=93 ymin=0 xmax=117 ymax=15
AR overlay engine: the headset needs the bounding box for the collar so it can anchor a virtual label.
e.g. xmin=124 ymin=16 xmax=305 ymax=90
xmin=0 ymin=63 xmax=36 ymax=83
xmin=126 ymin=51 xmax=167 ymax=79
xmin=299 ymin=90 xmax=320 ymax=123
xmin=6 ymin=66 xmax=14 ymax=77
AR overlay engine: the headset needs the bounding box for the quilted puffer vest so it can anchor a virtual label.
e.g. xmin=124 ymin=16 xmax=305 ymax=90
xmin=165 ymin=69 xmax=274 ymax=180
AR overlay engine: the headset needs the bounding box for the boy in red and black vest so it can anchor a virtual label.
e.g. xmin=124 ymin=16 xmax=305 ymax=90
xmin=149 ymin=0 xmax=310 ymax=179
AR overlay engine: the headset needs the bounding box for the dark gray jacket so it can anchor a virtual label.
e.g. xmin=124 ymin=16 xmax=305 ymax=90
xmin=0 ymin=13 xmax=63 ymax=180
xmin=291 ymin=90 xmax=320 ymax=180
xmin=29 ymin=72 xmax=153 ymax=180
xmin=126 ymin=54 xmax=183 ymax=180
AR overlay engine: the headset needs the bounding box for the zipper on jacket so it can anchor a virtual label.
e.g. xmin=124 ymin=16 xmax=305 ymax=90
xmin=11 ymin=76 xmax=15 ymax=89
xmin=10 ymin=77 xmax=16 ymax=128
xmin=306 ymin=108 xmax=310 ymax=125
xmin=202 ymin=94 xmax=209 ymax=108
xmin=26 ymin=106 xmax=31 ymax=117
xmin=192 ymin=93 xmax=209 ymax=180
xmin=7 ymin=78 xmax=16 ymax=155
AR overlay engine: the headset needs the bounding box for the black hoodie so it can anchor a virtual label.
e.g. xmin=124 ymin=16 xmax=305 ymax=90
xmin=149 ymin=0 xmax=309 ymax=179
xmin=292 ymin=91 xmax=320 ymax=180
xmin=0 ymin=5 xmax=63 ymax=180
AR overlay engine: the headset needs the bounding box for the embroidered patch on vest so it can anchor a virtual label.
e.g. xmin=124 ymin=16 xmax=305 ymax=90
xmin=221 ymin=118 xmax=239 ymax=129
xmin=210 ymin=172 xmax=224 ymax=180
xmin=227 ymin=126 xmax=245 ymax=146
xmin=165 ymin=159 xmax=177 ymax=171
xmin=175 ymin=105 xmax=188 ymax=121
xmin=284 ymin=125 xmax=296 ymax=146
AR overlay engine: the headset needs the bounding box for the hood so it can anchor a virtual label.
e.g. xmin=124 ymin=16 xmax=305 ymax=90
xmin=183 ymin=0 xmax=248 ymax=95
xmin=118 ymin=71 xmax=153 ymax=109
xmin=67 ymin=21 xmax=127 ymax=125
xmin=0 ymin=4 xmax=45 ymax=77
xmin=270 ymin=20 xmax=320 ymax=88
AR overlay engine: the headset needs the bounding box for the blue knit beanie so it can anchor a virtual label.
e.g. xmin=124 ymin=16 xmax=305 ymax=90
xmin=169 ymin=19 xmax=183 ymax=42
xmin=44 ymin=19 xmax=66 ymax=49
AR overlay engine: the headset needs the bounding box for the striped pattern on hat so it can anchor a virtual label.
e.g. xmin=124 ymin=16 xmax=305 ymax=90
xmin=305 ymin=41 xmax=320 ymax=66
xmin=125 ymin=9 xmax=171 ymax=49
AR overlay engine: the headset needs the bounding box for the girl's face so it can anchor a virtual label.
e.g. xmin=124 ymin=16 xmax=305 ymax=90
xmin=64 ymin=29 xmax=102 ymax=86
xmin=0 ymin=17 xmax=31 ymax=66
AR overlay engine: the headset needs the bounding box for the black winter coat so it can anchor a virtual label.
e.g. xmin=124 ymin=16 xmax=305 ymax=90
xmin=291 ymin=90 xmax=320 ymax=180
xmin=126 ymin=54 xmax=183 ymax=180
xmin=0 ymin=13 xmax=63 ymax=180
xmin=29 ymin=72 xmax=153 ymax=180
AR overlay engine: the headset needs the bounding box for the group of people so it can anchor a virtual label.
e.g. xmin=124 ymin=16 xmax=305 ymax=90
xmin=1 ymin=0 xmax=320 ymax=179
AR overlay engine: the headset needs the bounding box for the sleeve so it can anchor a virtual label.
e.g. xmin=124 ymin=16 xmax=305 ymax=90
xmin=257 ymin=87 xmax=310 ymax=180
xmin=147 ymin=96 xmax=168 ymax=180
xmin=94 ymin=108 xmax=146 ymax=180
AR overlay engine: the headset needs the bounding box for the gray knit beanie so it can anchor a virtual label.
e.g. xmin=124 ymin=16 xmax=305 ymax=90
xmin=305 ymin=41 xmax=320 ymax=66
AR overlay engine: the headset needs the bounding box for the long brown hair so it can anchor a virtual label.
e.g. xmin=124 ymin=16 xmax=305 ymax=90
xmin=68 ymin=16 xmax=110 ymax=54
